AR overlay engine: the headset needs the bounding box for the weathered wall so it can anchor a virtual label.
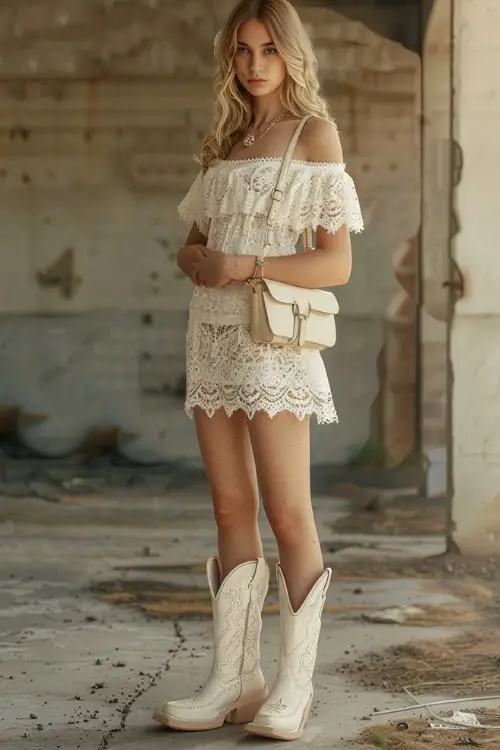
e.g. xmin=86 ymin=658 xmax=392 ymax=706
xmin=0 ymin=1 xmax=420 ymax=464
xmin=419 ymin=0 xmax=452 ymax=496
xmin=451 ymin=0 xmax=500 ymax=551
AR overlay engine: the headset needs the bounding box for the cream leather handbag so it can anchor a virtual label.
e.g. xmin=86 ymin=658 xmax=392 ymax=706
xmin=247 ymin=116 xmax=339 ymax=351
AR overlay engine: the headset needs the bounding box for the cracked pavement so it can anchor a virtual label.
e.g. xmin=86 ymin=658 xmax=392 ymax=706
xmin=0 ymin=482 xmax=466 ymax=749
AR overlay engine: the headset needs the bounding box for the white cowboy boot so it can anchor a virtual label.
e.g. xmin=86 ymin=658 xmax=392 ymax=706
xmin=153 ymin=556 xmax=269 ymax=731
xmin=245 ymin=563 xmax=332 ymax=741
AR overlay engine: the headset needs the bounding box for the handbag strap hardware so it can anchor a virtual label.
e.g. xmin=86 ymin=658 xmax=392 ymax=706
xmin=293 ymin=300 xmax=311 ymax=319
xmin=294 ymin=301 xmax=311 ymax=345
xmin=270 ymin=187 xmax=284 ymax=203
xmin=261 ymin=115 xmax=313 ymax=258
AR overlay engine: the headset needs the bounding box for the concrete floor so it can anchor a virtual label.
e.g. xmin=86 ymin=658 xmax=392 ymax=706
xmin=0 ymin=485 xmax=467 ymax=749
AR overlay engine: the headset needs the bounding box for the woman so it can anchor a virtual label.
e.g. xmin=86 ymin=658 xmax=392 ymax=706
xmin=153 ymin=0 xmax=363 ymax=740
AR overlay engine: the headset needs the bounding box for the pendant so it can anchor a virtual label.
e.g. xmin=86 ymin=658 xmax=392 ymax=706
xmin=243 ymin=111 xmax=287 ymax=149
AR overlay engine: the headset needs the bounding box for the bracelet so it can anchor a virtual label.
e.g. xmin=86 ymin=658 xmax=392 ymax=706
xmin=252 ymin=256 xmax=264 ymax=279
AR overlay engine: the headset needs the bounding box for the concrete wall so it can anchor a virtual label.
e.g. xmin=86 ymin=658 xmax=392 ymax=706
xmin=0 ymin=1 xmax=421 ymax=465
xmin=419 ymin=0 xmax=453 ymax=496
xmin=451 ymin=0 xmax=500 ymax=551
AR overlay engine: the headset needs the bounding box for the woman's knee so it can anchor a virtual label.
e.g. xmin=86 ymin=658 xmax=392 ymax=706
xmin=212 ymin=487 xmax=258 ymax=531
xmin=264 ymin=503 xmax=309 ymax=547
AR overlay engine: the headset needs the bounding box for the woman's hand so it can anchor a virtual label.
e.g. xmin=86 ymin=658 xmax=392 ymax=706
xmin=193 ymin=250 xmax=232 ymax=288
xmin=177 ymin=244 xmax=209 ymax=286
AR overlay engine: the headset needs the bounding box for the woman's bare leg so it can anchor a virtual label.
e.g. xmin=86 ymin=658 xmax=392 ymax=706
xmin=246 ymin=411 xmax=324 ymax=611
xmin=194 ymin=407 xmax=263 ymax=577
xmin=154 ymin=410 xmax=268 ymax=730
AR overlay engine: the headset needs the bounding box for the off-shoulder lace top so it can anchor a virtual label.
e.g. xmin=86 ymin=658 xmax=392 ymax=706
xmin=178 ymin=158 xmax=363 ymax=325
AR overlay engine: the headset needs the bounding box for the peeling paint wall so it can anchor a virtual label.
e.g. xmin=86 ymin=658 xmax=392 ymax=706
xmin=452 ymin=0 xmax=500 ymax=552
xmin=0 ymin=1 xmax=421 ymax=465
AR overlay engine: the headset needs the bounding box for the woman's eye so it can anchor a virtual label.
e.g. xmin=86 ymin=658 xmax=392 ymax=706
xmin=238 ymin=46 xmax=249 ymax=54
xmin=266 ymin=48 xmax=278 ymax=54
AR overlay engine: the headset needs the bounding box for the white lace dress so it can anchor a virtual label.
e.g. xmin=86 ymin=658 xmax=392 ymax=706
xmin=178 ymin=157 xmax=364 ymax=424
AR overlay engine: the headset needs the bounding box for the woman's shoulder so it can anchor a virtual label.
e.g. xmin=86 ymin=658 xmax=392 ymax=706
xmin=300 ymin=117 xmax=344 ymax=164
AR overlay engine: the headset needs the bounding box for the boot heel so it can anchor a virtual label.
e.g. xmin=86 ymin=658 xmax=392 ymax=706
xmin=226 ymin=690 xmax=267 ymax=724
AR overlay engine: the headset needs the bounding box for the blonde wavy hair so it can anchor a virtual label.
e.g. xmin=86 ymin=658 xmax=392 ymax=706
xmin=198 ymin=0 xmax=333 ymax=170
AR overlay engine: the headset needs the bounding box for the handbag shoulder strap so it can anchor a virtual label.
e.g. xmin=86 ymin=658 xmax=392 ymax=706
xmin=262 ymin=115 xmax=312 ymax=256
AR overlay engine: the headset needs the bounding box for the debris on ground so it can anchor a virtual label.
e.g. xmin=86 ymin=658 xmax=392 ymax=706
xmin=362 ymin=605 xmax=424 ymax=625
xmin=430 ymin=710 xmax=481 ymax=728
xmin=361 ymin=603 xmax=479 ymax=627
xmin=340 ymin=632 xmax=500 ymax=696
xmin=324 ymin=554 xmax=500 ymax=627
xmin=358 ymin=710 xmax=500 ymax=749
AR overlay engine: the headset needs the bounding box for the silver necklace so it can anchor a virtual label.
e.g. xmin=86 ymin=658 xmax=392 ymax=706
xmin=243 ymin=111 xmax=288 ymax=148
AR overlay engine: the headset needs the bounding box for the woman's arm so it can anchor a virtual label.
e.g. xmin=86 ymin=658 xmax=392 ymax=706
xmin=225 ymin=119 xmax=352 ymax=289
xmin=223 ymin=224 xmax=351 ymax=288
xmin=177 ymin=223 xmax=209 ymax=285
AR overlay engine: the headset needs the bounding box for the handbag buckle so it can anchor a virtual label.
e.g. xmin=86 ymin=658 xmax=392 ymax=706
xmin=293 ymin=301 xmax=311 ymax=320
xmin=270 ymin=188 xmax=284 ymax=202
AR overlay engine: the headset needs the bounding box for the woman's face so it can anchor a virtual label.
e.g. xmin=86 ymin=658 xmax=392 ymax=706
xmin=234 ymin=20 xmax=287 ymax=99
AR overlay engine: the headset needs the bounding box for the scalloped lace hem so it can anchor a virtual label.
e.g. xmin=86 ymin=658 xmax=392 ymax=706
xmin=185 ymin=396 xmax=339 ymax=425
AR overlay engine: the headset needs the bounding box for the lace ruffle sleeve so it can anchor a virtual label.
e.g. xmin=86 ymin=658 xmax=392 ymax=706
xmin=177 ymin=170 xmax=209 ymax=235
xmin=287 ymin=163 xmax=364 ymax=236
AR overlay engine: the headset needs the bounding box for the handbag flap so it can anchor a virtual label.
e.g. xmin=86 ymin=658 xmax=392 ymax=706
xmin=262 ymin=279 xmax=339 ymax=315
